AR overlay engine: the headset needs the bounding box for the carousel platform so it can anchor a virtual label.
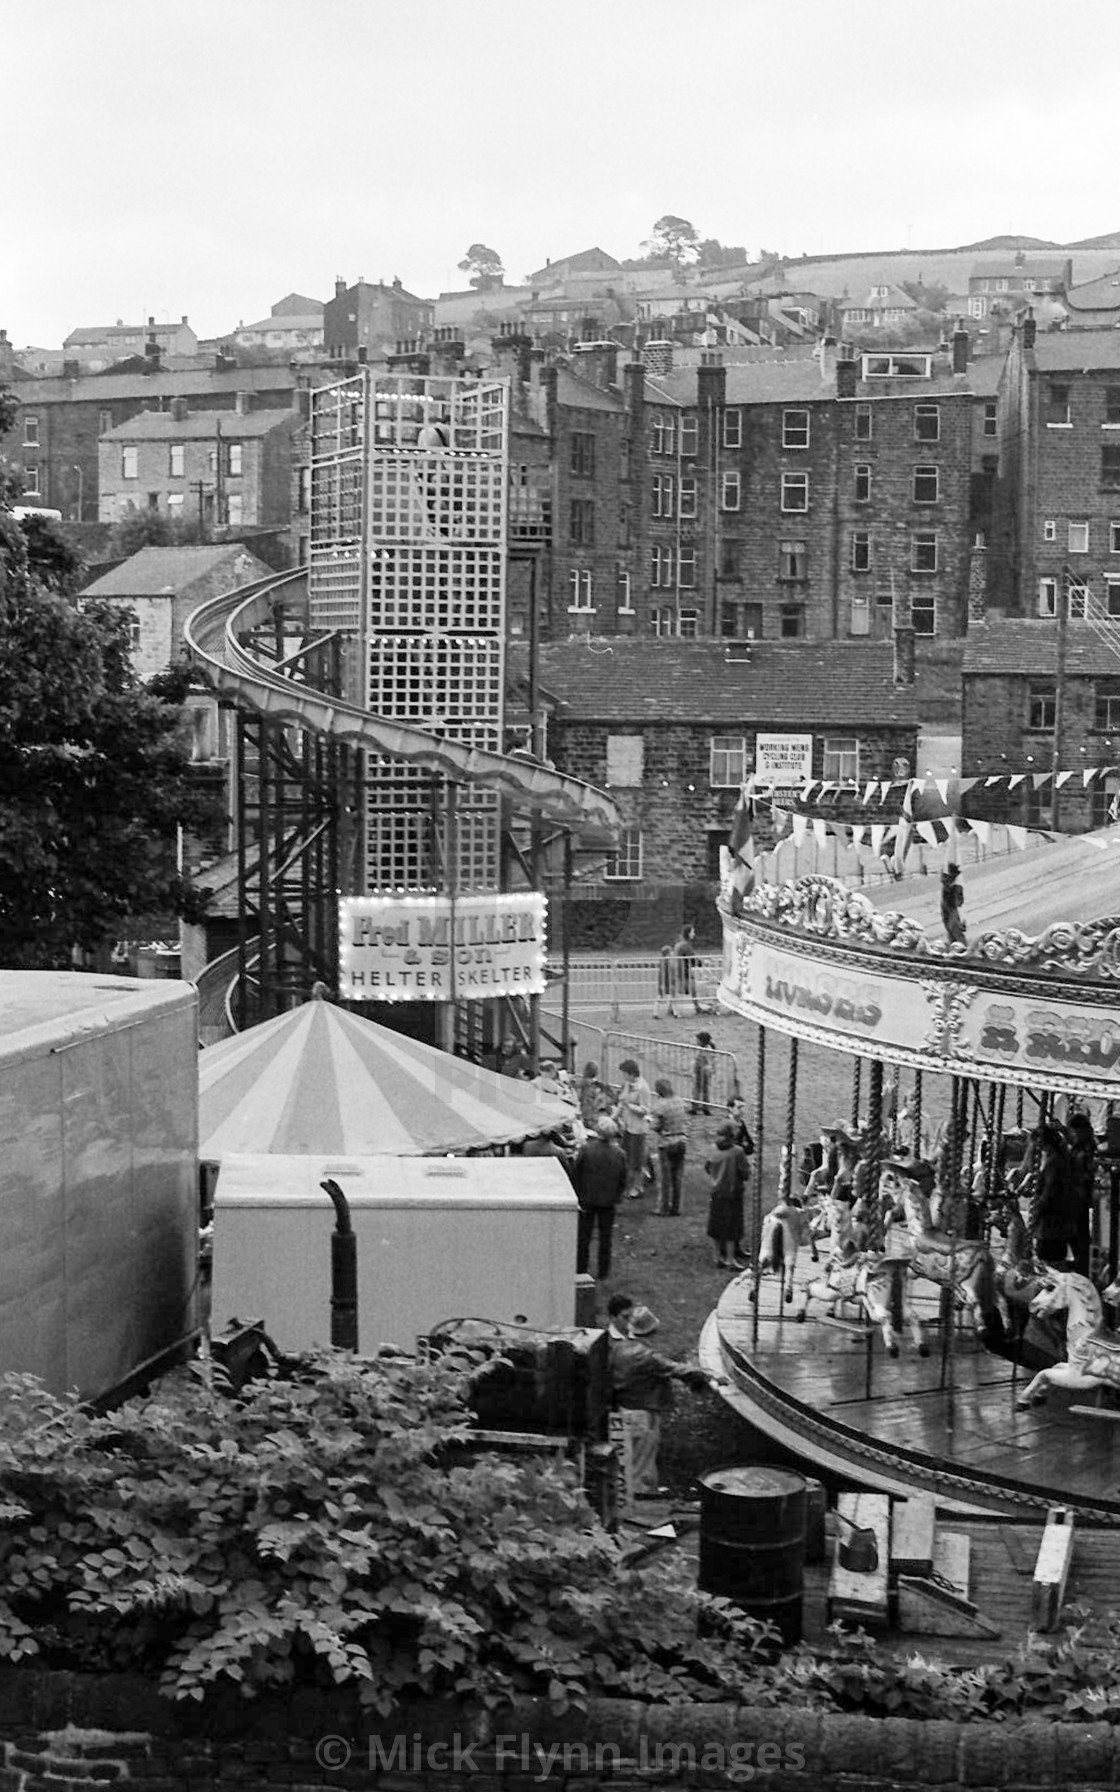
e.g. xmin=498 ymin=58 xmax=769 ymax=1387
xmin=700 ymin=1272 xmax=1120 ymax=1524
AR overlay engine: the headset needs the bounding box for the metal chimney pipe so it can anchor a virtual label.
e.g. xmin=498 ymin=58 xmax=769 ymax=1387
xmin=320 ymin=1179 xmax=358 ymax=1350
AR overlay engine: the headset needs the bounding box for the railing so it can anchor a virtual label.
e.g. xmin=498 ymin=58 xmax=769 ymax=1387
xmin=542 ymin=1012 xmax=740 ymax=1114
xmin=550 ymin=954 xmax=723 ymax=1016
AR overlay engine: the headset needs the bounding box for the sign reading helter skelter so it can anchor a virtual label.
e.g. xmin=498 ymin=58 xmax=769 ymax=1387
xmin=338 ymin=893 xmax=547 ymax=1003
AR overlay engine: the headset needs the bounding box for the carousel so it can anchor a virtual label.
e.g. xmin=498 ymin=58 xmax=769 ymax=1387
xmin=699 ymin=816 xmax=1120 ymax=1523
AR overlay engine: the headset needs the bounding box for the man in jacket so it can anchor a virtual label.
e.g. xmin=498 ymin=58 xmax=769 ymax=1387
xmin=573 ymin=1116 xmax=627 ymax=1279
xmin=607 ymin=1294 xmax=710 ymax=1497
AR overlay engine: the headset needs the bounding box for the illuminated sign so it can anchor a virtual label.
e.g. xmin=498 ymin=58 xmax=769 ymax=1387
xmin=338 ymin=892 xmax=547 ymax=1003
xmin=755 ymin=733 xmax=813 ymax=787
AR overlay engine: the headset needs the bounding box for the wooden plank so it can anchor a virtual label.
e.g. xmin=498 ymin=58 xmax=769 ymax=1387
xmin=897 ymin=1574 xmax=1001 ymax=1639
xmin=1032 ymin=1505 xmax=1075 ymax=1632
xmin=1069 ymin=1405 xmax=1120 ymax=1422
xmin=828 ymin=1492 xmax=890 ymax=1625
xmin=934 ymin=1531 xmax=971 ymax=1600
xmin=890 ymin=1495 xmax=936 ymax=1578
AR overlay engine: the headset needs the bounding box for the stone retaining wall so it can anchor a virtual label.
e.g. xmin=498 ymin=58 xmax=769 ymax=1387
xmin=0 ymin=1672 xmax=1116 ymax=1791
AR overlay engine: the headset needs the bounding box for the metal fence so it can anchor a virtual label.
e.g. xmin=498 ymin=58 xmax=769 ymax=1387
xmin=541 ymin=1012 xmax=741 ymax=1115
xmin=549 ymin=954 xmax=723 ymax=1019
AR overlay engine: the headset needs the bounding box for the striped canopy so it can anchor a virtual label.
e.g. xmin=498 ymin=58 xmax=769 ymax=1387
xmin=199 ymin=999 xmax=575 ymax=1159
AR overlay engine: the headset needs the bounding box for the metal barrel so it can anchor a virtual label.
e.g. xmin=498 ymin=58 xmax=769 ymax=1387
xmin=698 ymin=1464 xmax=807 ymax=1645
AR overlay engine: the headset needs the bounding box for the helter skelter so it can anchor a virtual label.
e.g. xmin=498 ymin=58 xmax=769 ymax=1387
xmin=701 ymin=809 xmax=1120 ymax=1520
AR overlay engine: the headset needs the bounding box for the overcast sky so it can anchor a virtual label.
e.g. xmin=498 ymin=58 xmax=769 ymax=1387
xmin=6 ymin=0 xmax=1120 ymax=348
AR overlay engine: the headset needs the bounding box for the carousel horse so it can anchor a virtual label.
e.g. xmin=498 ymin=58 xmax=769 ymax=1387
xmin=795 ymin=1251 xmax=928 ymax=1358
xmin=881 ymin=1159 xmax=995 ymax=1337
xmin=991 ymin=1197 xmax=1049 ymax=1340
xmin=754 ymin=1196 xmax=810 ymax=1304
xmin=1016 ymin=1271 xmax=1120 ymax=1409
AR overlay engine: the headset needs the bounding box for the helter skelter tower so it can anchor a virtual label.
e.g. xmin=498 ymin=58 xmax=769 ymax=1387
xmin=308 ymin=369 xmax=510 ymax=1036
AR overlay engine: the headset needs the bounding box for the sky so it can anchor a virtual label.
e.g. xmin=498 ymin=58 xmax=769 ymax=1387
xmin=6 ymin=0 xmax=1120 ymax=349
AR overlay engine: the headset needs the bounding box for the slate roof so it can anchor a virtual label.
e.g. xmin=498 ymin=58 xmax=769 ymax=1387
xmin=1029 ymin=333 xmax=1120 ymax=372
xmin=1065 ymin=270 xmax=1120 ymax=311
xmin=962 ymin=619 xmax=1109 ymax=676
xmin=81 ymin=544 xmax=256 ymax=597
xmin=103 ymin=409 xmax=295 ymax=441
xmin=647 ymin=357 xmax=989 ymax=408
xmin=517 ymin=640 xmax=919 ymax=727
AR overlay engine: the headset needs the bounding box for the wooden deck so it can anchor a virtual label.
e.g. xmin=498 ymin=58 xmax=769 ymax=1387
xmin=700 ymin=1270 xmax=1120 ymax=1522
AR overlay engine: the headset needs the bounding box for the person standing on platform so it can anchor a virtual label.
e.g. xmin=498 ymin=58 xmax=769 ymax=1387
xmin=614 ymin=1058 xmax=652 ymax=1199
xmin=1029 ymin=1124 xmax=1080 ymax=1266
xmin=705 ymin=1121 xmax=751 ymax=1269
xmin=573 ymin=1117 xmax=627 ymax=1281
xmin=649 ymin=1077 xmax=689 ymax=1216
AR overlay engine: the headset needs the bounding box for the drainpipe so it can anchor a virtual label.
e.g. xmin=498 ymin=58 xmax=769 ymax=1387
xmin=320 ymin=1179 xmax=358 ymax=1349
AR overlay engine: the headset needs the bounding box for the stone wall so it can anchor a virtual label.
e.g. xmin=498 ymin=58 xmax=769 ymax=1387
xmin=0 ymin=1675 xmax=1115 ymax=1792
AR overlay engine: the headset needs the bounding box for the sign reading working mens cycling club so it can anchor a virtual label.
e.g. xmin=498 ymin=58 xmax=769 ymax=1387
xmin=755 ymin=733 xmax=812 ymax=787
xmin=338 ymin=893 xmax=547 ymax=1003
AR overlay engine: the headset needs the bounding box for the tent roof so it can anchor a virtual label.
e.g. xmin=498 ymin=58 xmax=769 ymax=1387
xmin=865 ymin=825 xmax=1120 ymax=938
xmin=199 ymin=999 xmax=576 ymax=1158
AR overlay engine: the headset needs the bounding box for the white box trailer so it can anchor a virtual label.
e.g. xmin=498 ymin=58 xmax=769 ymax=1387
xmin=0 ymin=972 xmax=200 ymax=1400
xmin=211 ymin=1152 xmax=579 ymax=1353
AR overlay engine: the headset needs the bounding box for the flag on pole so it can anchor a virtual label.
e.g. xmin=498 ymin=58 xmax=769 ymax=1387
xmin=727 ymin=787 xmax=755 ymax=907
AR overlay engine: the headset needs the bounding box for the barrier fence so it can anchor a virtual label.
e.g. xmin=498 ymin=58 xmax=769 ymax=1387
xmin=549 ymin=954 xmax=723 ymax=1020
xmin=541 ymin=1012 xmax=741 ymax=1117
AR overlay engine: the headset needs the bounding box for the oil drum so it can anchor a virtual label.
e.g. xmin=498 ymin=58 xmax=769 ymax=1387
xmin=698 ymin=1464 xmax=807 ymax=1644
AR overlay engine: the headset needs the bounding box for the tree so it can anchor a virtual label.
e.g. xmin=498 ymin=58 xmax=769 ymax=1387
xmin=458 ymin=242 xmax=505 ymax=287
xmin=108 ymin=507 xmax=202 ymax=558
xmin=640 ymin=215 xmax=701 ymax=267
xmin=0 ymin=437 xmax=223 ymax=967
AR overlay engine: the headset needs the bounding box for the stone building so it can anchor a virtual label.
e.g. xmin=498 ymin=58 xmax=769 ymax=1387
xmin=323 ymin=277 xmax=432 ymax=362
xmin=98 ymin=404 xmax=304 ymax=537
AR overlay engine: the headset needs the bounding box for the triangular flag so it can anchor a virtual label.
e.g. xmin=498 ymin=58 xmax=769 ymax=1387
xmin=812 ymin=818 xmax=829 ymax=848
xmin=895 ymin=820 xmax=913 ymax=860
xmin=970 ymin=818 xmax=992 ymax=846
xmin=1008 ymin=826 xmax=1029 ymax=850
xmin=851 ymin=824 xmax=866 ymax=847
xmin=916 ymin=821 xmax=938 ymax=846
xmin=959 ymin=778 xmax=977 ymax=794
xmin=1083 ymin=768 xmax=1099 ymax=786
xmin=985 ymin=775 xmax=1002 ymax=787
xmin=1056 ymin=771 xmax=1073 ymax=787
xmin=791 ymin=813 xmax=809 ymax=846
xmin=934 ymin=779 xmax=950 ymax=806
xmin=728 ymin=791 xmax=754 ymax=864
xmin=1031 ymin=772 xmax=1049 ymax=789
xmin=870 ymin=824 xmax=887 ymax=854
xmin=863 ymin=782 xmax=877 ymax=806
xmin=879 ymin=781 xmax=892 ymax=804
xmin=1008 ymin=774 xmax=1025 ymax=790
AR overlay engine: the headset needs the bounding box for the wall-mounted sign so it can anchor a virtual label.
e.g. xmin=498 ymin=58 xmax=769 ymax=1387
xmin=755 ymin=733 xmax=813 ymax=787
xmin=339 ymin=892 xmax=547 ymax=1003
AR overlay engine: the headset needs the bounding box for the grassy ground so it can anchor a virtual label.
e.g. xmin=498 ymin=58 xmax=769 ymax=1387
xmin=575 ymin=1002 xmax=956 ymax=1496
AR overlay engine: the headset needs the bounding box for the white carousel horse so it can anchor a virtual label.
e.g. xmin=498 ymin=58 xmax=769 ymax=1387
xmin=755 ymin=1197 xmax=810 ymax=1304
xmin=795 ymin=1251 xmax=927 ymax=1358
xmin=881 ymin=1160 xmax=994 ymax=1337
xmin=1016 ymin=1271 xmax=1120 ymax=1409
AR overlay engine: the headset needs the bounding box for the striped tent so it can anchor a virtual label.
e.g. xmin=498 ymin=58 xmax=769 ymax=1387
xmin=199 ymin=999 xmax=575 ymax=1159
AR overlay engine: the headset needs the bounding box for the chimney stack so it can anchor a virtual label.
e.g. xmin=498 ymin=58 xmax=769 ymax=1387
xmin=571 ymin=340 xmax=618 ymax=390
xmin=951 ymin=327 xmax=970 ymax=374
xmin=641 ymin=339 xmax=674 ymax=375
xmin=697 ymin=352 xmax=726 ymax=410
xmin=144 ymin=317 xmax=162 ymax=372
xmin=836 ymin=354 xmax=858 ymax=399
xmin=334 ymin=276 xmax=347 ymax=299
xmin=1022 ymin=312 xmax=1037 ymax=350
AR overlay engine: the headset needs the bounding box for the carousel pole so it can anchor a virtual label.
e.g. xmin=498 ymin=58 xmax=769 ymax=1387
xmin=751 ymin=1023 xmax=766 ymax=1350
xmin=911 ymin=1070 xmax=923 ymax=1161
xmin=781 ymin=1036 xmax=799 ymax=1321
xmin=864 ymin=1060 xmax=885 ymax=1251
xmin=851 ymin=1056 xmax=863 ymax=1131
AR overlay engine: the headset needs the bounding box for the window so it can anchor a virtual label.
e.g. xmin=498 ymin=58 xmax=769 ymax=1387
xmin=969 ymin=296 xmax=986 ymax=319
xmin=227 ymin=443 xmax=243 ymax=476
xmin=1043 ymin=519 xmax=1057 ymax=542
xmin=854 ymin=403 xmax=872 ymax=441
xmin=782 ymin=408 xmax=810 ymax=449
xmin=720 ymin=470 xmax=741 ymax=511
xmin=823 ymin=738 xmax=859 ymax=782
xmin=121 ymin=446 xmax=138 ymax=479
xmin=911 ymin=592 xmax=936 ymax=635
xmin=650 ymin=412 xmax=676 ymax=455
xmin=911 ymin=530 xmax=938 ymax=572
xmin=650 ymin=606 xmax=676 ymax=636
xmin=851 ymin=530 xmax=872 ymax=573
xmin=1069 ymin=520 xmax=1090 ymax=554
xmin=652 ymin=473 xmax=674 ymax=518
xmin=604 ymin=827 xmax=642 ymax=881
xmin=678 ymin=606 xmax=699 ymax=637
xmin=570 ymin=432 xmax=595 ymax=477
xmin=719 ymin=538 xmax=741 ymax=578
xmin=983 ymin=402 xmax=998 ymax=437
xmin=722 ymin=408 xmax=742 ymax=449
xmin=1107 ymin=577 xmax=1120 ymax=618
xmin=781 ymin=471 xmax=809 ymax=512
xmin=710 ymin=737 xmax=748 ymax=786
xmin=1112 ymin=522 xmax=1120 ymax=554
xmin=650 ymin=544 xmax=674 ymax=587
xmin=850 ymin=592 xmax=870 ymax=635
xmin=22 ymin=462 xmax=41 ymax=495
xmin=1096 ymin=686 xmax=1120 ymax=731
xmin=996 ymin=278 xmax=1009 ymax=293
xmin=678 ymin=545 xmax=697 ymax=588
xmin=864 ymin=353 xmax=932 ymax=378
xmin=913 ymin=464 xmax=940 ymax=504
xmin=680 ymin=413 xmax=698 ymax=456
xmin=854 ymin=463 xmax=871 ymax=502
xmin=1067 ymin=578 xmax=1089 ymax=618
xmin=606 ymin=735 xmax=644 ymax=786
xmin=568 ymin=569 xmax=593 ymax=610
xmin=914 ymin=403 xmax=940 ymax=442
xmin=569 ymin=498 xmax=595 ymax=544
xmin=1028 ymin=682 xmax=1056 ymax=730
xmin=678 ymin=476 xmax=697 ymax=519
xmin=1038 ymin=577 xmax=1058 ymax=617
xmin=1106 ymin=387 xmax=1120 ymax=427
xmin=779 ymin=604 xmax=804 ymax=638
xmin=617 ymin=570 xmax=634 ymax=613
xmin=1046 ymin=382 xmax=1071 ymax=426
xmin=22 ymin=416 xmax=38 ymax=446
xmin=169 ymin=444 xmax=185 ymax=477
xmin=1103 ymin=445 xmax=1120 ymax=489
xmin=167 ymin=493 xmax=184 ymax=517
xmin=778 ymin=538 xmax=806 ymax=580
xmin=226 ymin=492 xmax=244 ymax=525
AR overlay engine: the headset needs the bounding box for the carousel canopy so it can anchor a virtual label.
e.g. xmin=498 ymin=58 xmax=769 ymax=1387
xmin=867 ymin=824 xmax=1120 ymax=937
xmin=199 ymin=999 xmax=575 ymax=1159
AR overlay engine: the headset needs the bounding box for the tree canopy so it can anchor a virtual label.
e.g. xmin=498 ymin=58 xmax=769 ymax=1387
xmin=0 ymin=400 xmax=223 ymax=967
xmin=640 ymin=215 xmax=702 ymax=266
xmin=458 ymin=243 xmax=505 ymax=286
